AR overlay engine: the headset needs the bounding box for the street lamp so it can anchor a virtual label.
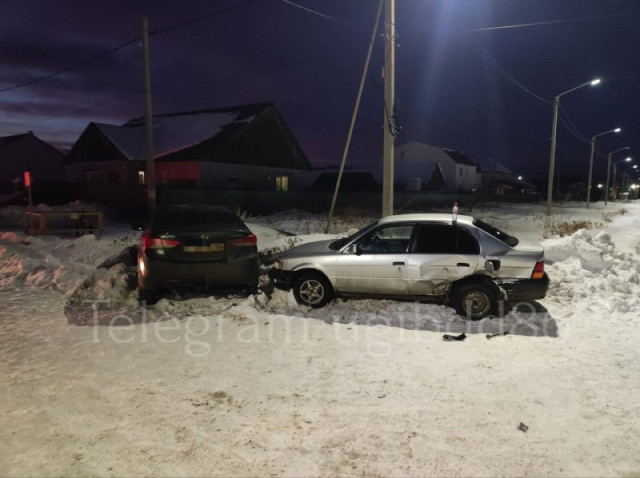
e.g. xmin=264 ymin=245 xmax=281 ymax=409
xmin=546 ymin=78 xmax=601 ymax=216
xmin=621 ymin=164 xmax=638 ymax=193
xmin=613 ymin=156 xmax=632 ymax=196
xmin=605 ymin=149 xmax=630 ymax=205
xmin=586 ymin=127 xmax=621 ymax=208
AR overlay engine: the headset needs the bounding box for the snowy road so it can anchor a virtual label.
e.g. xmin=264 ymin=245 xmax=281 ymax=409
xmin=1 ymin=202 xmax=640 ymax=477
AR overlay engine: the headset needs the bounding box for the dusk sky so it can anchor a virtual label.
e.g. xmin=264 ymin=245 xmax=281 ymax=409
xmin=1 ymin=0 xmax=639 ymax=182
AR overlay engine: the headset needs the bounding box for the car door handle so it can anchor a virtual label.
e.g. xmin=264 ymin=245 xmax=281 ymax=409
xmin=393 ymin=261 xmax=405 ymax=266
xmin=457 ymin=262 xmax=470 ymax=267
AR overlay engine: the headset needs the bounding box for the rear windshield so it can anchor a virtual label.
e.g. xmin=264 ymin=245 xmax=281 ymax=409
xmin=473 ymin=219 xmax=519 ymax=247
xmin=152 ymin=206 xmax=246 ymax=232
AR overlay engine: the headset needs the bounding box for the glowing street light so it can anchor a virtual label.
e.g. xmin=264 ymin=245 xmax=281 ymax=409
xmin=586 ymin=127 xmax=621 ymax=208
xmin=547 ymin=78 xmax=601 ymax=216
xmin=605 ymin=150 xmax=630 ymax=205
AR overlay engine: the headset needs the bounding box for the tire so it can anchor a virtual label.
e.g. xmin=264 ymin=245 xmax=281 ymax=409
xmin=138 ymin=288 xmax=160 ymax=305
xmin=453 ymin=282 xmax=496 ymax=319
xmin=293 ymin=272 xmax=333 ymax=308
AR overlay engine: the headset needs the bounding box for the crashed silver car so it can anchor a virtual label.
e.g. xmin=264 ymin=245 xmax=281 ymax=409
xmin=269 ymin=213 xmax=549 ymax=318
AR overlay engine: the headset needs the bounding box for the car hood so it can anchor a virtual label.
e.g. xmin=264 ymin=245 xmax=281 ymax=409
xmin=278 ymin=239 xmax=340 ymax=259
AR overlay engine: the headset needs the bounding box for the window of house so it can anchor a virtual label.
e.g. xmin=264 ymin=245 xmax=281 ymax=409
xmin=413 ymin=224 xmax=479 ymax=254
xmin=276 ymin=176 xmax=289 ymax=192
xmin=459 ymin=167 xmax=463 ymax=176
xmin=84 ymin=171 xmax=100 ymax=183
xmin=138 ymin=171 xmax=146 ymax=185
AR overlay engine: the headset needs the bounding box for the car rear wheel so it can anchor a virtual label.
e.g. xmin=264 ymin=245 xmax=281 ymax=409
xmin=138 ymin=288 xmax=161 ymax=305
xmin=453 ymin=282 xmax=496 ymax=319
xmin=293 ymin=272 xmax=333 ymax=308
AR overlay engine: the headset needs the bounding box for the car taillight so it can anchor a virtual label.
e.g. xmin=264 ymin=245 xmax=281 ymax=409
xmin=141 ymin=233 xmax=180 ymax=251
xmin=531 ymin=261 xmax=545 ymax=279
xmin=230 ymin=234 xmax=257 ymax=247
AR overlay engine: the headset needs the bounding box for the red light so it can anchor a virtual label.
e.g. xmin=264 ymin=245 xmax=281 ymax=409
xmin=230 ymin=234 xmax=257 ymax=247
xmin=142 ymin=233 xmax=180 ymax=251
xmin=531 ymin=261 xmax=544 ymax=279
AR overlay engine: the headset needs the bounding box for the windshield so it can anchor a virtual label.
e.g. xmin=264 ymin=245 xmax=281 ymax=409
xmin=329 ymin=220 xmax=379 ymax=250
xmin=473 ymin=219 xmax=519 ymax=247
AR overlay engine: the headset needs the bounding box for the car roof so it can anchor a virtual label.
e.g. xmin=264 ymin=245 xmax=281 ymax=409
xmin=378 ymin=213 xmax=475 ymax=226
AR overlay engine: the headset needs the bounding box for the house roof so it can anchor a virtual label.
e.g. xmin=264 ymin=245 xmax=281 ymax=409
xmin=94 ymin=104 xmax=265 ymax=161
xmin=479 ymin=158 xmax=512 ymax=174
xmin=0 ymin=132 xmax=63 ymax=157
xmin=442 ymin=148 xmax=478 ymax=166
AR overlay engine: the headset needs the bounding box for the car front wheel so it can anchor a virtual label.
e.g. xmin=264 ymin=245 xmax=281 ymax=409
xmin=293 ymin=272 xmax=333 ymax=308
xmin=453 ymin=282 xmax=496 ymax=319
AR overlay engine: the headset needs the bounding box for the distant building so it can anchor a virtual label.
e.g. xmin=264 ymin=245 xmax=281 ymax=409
xmin=0 ymin=132 xmax=64 ymax=193
xmin=395 ymin=141 xmax=480 ymax=192
xmin=478 ymin=159 xmax=536 ymax=196
xmin=65 ymin=103 xmax=312 ymax=208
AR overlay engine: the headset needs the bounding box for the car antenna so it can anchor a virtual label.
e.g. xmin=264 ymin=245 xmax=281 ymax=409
xmin=452 ymin=202 xmax=458 ymax=224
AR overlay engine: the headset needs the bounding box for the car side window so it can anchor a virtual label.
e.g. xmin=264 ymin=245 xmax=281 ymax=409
xmin=413 ymin=224 xmax=479 ymax=254
xmin=358 ymin=224 xmax=414 ymax=254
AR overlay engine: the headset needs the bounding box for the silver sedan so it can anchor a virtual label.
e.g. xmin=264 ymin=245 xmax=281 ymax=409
xmin=269 ymin=213 xmax=549 ymax=319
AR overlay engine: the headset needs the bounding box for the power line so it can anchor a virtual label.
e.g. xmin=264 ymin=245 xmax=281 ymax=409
xmin=467 ymin=10 xmax=640 ymax=33
xmin=0 ymin=37 xmax=139 ymax=93
xmin=150 ymin=0 xmax=258 ymax=35
xmin=0 ymin=0 xmax=259 ymax=95
xmin=464 ymin=33 xmax=550 ymax=105
xmin=279 ymin=0 xmax=366 ymax=31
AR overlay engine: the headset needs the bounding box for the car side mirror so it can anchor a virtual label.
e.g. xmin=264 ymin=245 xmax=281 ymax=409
xmin=346 ymin=244 xmax=362 ymax=256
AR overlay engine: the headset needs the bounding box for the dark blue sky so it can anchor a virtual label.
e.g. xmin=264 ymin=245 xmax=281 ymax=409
xmin=1 ymin=0 xmax=639 ymax=182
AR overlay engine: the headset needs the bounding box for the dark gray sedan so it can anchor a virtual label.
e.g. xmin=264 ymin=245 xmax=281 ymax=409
xmin=138 ymin=205 xmax=258 ymax=302
xmin=269 ymin=213 xmax=549 ymax=318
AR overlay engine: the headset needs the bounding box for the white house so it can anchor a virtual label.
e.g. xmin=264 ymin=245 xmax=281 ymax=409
xmin=395 ymin=141 xmax=481 ymax=192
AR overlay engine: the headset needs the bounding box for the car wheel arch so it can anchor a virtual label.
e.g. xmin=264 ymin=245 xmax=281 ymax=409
xmin=449 ymin=274 xmax=504 ymax=303
xmin=292 ymin=269 xmax=335 ymax=308
xmin=447 ymin=274 xmax=505 ymax=320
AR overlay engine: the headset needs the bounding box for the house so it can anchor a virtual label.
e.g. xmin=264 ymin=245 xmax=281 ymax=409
xmin=0 ymin=132 xmax=65 ymax=193
xmin=65 ymin=103 xmax=312 ymax=207
xmin=478 ymin=159 xmax=536 ymax=196
xmin=394 ymin=142 xmax=480 ymax=192
xmin=309 ymin=171 xmax=379 ymax=193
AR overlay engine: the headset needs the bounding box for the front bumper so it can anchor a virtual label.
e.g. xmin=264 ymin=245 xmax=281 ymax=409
xmin=268 ymin=268 xmax=295 ymax=290
xmin=499 ymin=273 xmax=550 ymax=301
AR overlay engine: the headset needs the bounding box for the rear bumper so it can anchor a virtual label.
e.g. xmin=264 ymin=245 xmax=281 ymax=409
xmin=268 ymin=268 xmax=295 ymax=290
xmin=139 ymin=253 xmax=259 ymax=291
xmin=499 ymin=273 xmax=550 ymax=301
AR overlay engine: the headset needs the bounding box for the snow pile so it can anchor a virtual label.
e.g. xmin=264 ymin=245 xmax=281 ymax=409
xmin=543 ymin=228 xmax=640 ymax=313
xmin=0 ymin=230 xmax=139 ymax=298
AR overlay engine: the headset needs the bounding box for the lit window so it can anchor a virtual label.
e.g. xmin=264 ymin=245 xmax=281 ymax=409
xmin=276 ymin=176 xmax=289 ymax=192
xmin=138 ymin=171 xmax=146 ymax=184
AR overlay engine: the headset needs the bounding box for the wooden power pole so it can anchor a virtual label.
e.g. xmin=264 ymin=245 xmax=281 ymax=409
xmin=142 ymin=17 xmax=156 ymax=215
xmin=382 ymin=0 xmax=396 ymax=217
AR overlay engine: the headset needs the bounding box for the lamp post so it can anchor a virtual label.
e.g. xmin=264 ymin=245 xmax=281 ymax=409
xmin=586 ymin=127 xmax=621 ymax=208
xmin=612 ymin=156 xmax=632 ymax=199
xmin=605 ymin=149 xmax=630 ymax=205
xmin=621 ymin=164 xmax=637 ymax=194
xmin=546 ymin=78 xmax=601 ymax=216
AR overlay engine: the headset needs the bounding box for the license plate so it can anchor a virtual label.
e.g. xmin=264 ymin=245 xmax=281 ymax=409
xmin=184 ymin=243 xmax=224 ymax=253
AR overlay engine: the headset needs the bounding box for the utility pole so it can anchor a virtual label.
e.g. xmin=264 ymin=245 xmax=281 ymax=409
xmin=142 ymin=17 xmax=156 ymax=215
xmin=586 ymin=137 xmax=595 ymax=209
xmin=381 ymin=0 xmax=395 ymax=217
xmin=546 ymin=95 xmax=559 ymax=217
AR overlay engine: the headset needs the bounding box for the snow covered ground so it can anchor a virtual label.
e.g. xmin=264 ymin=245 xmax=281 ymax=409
xmin=1 ymin=201 xmax=640 ymax=477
